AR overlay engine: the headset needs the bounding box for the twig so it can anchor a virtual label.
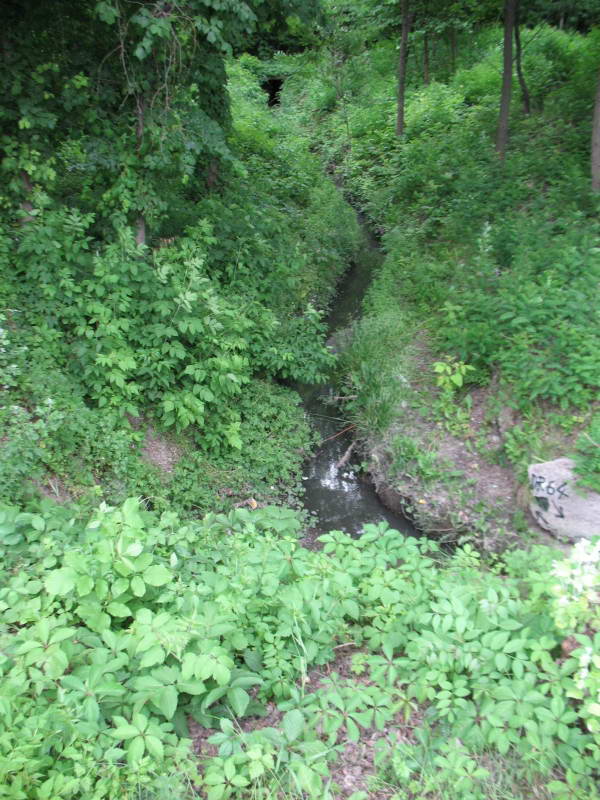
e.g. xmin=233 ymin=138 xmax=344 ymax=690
xmin=320 ymin=424 xmax=355 ymax=444
xmin=582 ymin=432 xmax=600 ymax=449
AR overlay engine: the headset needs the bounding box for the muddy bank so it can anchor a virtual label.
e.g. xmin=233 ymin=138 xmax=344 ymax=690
xmin=363 ymin=380 xmax=568 ymax=552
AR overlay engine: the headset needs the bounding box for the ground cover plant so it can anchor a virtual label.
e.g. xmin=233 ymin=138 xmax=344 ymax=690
xmin=0 ymin=497 xmax=599 ymax=799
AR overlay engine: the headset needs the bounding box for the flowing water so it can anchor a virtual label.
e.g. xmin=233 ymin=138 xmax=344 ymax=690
xmin=298 ymin=228 xmax=415 ymax=537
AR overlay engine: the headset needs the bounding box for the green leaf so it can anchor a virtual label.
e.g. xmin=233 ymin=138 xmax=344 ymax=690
xmin=45 ymin=648 xmax=69 ymax=678
xmin=346 ymin=717 xmax=360 ymax=742
xmin=127 ymin=735 xmax=145 ymax=767
xmin=155 ymin=685 xmax=178 ymax=719
xmin=107 ymin=602 xmax=131 ymax=617
xmin=295 ymin=764 xmax=322 ymax=795
xmin=495 ymin=652 xmax=508 ymax=671
xmin=282 ymin=709 xmax=304 ymax=742
xmin=213 ymin=662 xmax=231 ymax=686
xmin=243 ymin=649 xmax=262 ymax=672
xmin=131 ymin=575 xmax=146 ymax=597
xmin=145 ymin=735 xmax=164 ymax=760
xmin=140 ymin=645 xmax=165 ymax=668
xmin=112 ymin=724 xmax=140 ymax=740
xmin=143 ymin=564 xmax=172 ymax=587
xmin=201 ymin=686 xmax=228 ymax=710
xmin=177 ymin=680 xmax=206 ymax=695
xmin=227 ymin=687 xmax=250 ymax=717
xmin=76 ymin=575 xmax=94 ymax=596
xmin=30 ymin=515 xmax=46 ymax=531
xmin=44 ymin=568 xmax=77 ymax=596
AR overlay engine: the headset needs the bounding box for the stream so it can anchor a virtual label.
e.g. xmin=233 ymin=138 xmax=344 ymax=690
xmin=297 ymin=225 xmax=416 ymax=537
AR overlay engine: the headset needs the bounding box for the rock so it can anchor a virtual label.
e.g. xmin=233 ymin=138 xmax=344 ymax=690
xmin=528 ymin=458 xmax=600 ymax=540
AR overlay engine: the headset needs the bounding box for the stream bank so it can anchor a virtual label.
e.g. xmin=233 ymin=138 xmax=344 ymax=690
xmin=305 ymin=193 xmax=555 ymax=552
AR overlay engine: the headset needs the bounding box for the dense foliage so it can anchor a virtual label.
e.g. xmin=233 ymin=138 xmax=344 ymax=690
xmin=3 ymin=2 xmax=600 ymax=798
xmin=280 ymin=11 xmax=600 ymax=436
xmin=1 ymin=498 xmax=599 ymax=799
xmin=0 ymin=19 xmax=359 ymax=510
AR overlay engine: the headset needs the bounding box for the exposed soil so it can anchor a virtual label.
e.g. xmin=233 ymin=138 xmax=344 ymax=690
xmin=141 ymin=425 xmax=182 ymax=476
xmin=368 ymin=389 xmax=524 ymax=551
xmin=365 ymin=366 xmax=580 ymax=554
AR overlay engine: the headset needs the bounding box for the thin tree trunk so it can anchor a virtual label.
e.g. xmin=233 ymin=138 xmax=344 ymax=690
xmin=135 ymin=96 xmax=146 ymax=246
xmin=396 ymin=0 xmax=414 ymax=137
xmin=423 ymin=31 xmax=430 ymax=85
xmin=496 ymin=0 xmax=516 ymax=160
xmin=450 ymin=27 xmax=457 ymax=74
xmin=3 ymin=34 xmax=34 ymax=224
xmin=514 ymin=0 xmax=530 ymax=114
xmin=592 ymin=69 xmax=600 ymax=192
xmin=20 ymin=170 xmax=35 ymax=224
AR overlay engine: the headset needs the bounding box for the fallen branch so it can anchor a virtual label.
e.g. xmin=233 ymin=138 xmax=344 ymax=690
xmin=336 ymin=440 xmax=355 ymax=470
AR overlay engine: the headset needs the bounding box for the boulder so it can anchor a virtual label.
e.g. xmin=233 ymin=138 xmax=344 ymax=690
xmin=528 ymin=458 xmax=600 ymax=541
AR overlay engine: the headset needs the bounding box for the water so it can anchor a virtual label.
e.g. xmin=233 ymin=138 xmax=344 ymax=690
xmin=298 ymin=229 xmax=415 ymax=537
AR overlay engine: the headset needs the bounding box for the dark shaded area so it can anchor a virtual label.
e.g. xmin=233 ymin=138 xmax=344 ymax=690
xmin=261 ymin=77 xmax=284 ymax=107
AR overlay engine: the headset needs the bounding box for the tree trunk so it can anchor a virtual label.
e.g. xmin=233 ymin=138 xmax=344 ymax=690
xmin=135 ymin=215 xmax=146 ymax=246
xmin=592 ymin=69 xmax=600 ymax=192
xmin=20 ymin=170 xmax=35 ymax=224
xmin=514 ymin=0 xmax=530 ymax=115
xmin=496 ymin=0 xmax=516 ymax=160
xmin=423 ymin=31 xmax=430 ymax=85
xmin=135 ymin=96 xmax=147 ymax=246
xmin=450 ymin=27 xmax=457 ymax=74
xmin=396 ymin=0 xmax=414 ymax=137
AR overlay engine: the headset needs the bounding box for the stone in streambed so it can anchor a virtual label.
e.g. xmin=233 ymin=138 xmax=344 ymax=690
xmin=528 ymin=458 xmax=600 ymax=541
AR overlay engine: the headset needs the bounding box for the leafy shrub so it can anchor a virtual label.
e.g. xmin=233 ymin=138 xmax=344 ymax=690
xmin=288 ymin=18 xmax=600 ymax=422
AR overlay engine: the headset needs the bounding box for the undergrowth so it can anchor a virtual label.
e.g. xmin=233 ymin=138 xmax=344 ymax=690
xmin=0 ymin=58 xmax=358 ymax=514
xmin=0 ymin=498 xmax=599 ymax=799
xmin=279 ymin=18 xmax=600 ymax=491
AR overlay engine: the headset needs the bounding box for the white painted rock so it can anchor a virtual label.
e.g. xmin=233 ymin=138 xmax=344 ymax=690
xmin=528 ymin=458 xmax=600 ymax=541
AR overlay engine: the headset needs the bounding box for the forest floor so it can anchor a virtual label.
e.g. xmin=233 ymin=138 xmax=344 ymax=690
xmin=190 ymin=646 xmax=424 ymax=800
